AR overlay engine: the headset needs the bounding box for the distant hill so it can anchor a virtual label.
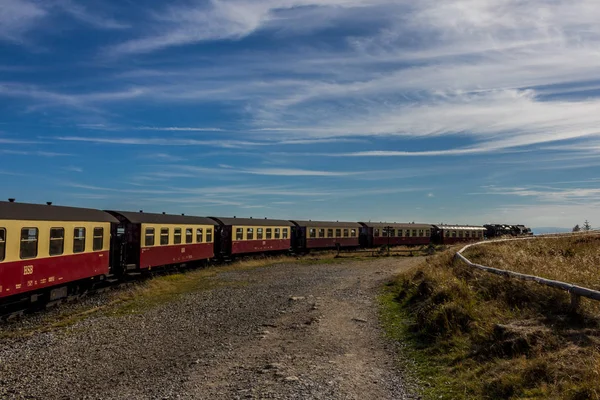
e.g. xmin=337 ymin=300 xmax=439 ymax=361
xmin=532 ymin=227 xmax=572 ymax=235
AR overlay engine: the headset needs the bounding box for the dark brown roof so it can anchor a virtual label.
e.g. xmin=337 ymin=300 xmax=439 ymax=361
xmin=291 ymin=220 xmax=362 ymax=228
xmin=209 ymin=217 xmax=294 ymax=227
xmin=107 ymin=211 xmax=215 ymax=225
xmin=0 ymin=201 xmax=118 ymax=223
xmin=360 ymin=222 xmax=433 ymax=229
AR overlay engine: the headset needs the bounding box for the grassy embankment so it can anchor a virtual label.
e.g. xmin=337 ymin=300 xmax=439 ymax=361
xmin=381 ymin=235 xmax=600 ymax=400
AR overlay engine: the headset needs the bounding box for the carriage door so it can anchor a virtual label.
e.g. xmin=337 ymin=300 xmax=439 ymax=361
xmin=109 ymin=222 xmax=126 ymax=275
xmin=293 ymin=226 xmax=306 ymax=250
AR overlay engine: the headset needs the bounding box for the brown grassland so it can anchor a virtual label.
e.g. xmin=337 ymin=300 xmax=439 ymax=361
xmin=381 ymin=235 xmax=600 ymax=400
xmin=463 ymin=234 xmax=600 ymax=291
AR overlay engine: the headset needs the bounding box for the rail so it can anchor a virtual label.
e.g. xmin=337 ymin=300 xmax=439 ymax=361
xmin=454 ymin=232 xmax=600 ymax=311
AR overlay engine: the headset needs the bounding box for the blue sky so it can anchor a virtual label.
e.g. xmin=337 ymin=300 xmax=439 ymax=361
xmin=1 ymin=0 xmax=600 ymax=228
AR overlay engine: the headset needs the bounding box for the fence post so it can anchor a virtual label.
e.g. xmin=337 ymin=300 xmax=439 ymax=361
xmin=570 ymin=292 xmax=580 ymax=313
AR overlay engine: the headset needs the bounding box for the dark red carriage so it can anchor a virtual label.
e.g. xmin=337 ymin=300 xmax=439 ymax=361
xmin=210 ymin=217 xmax=293 ymax=257
xmin=291 ymin=220 xmax=361 ymax=251
xmin=359 ymin=222 xmax=433 ymax=247
xmin=106 ymin=211 xmax=216 ymax=272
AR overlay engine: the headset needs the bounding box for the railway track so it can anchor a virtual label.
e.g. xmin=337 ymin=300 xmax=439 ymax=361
xmin=0 ymin=263 xmax=205 ymax=323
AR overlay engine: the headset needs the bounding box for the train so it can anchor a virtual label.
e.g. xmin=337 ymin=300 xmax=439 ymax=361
xmin=0 ymin=199 xmax=530 ymax=308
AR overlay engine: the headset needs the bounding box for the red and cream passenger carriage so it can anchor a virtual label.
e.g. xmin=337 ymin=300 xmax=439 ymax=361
xmin=0 ymin=200 xmax=118 ymax=303
xmin=106 ymin=210 xmax=216 ymax=272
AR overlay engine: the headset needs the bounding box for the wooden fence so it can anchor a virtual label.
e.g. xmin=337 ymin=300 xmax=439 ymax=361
xmin=454 ymin=233 xmax=600 ymax=311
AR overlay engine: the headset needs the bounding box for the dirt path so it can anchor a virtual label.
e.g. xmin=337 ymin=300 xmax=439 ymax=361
xmin=0 ymin=257 xmax=421 ymax=399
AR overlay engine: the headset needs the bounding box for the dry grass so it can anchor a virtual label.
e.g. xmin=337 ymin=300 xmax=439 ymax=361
xmin=463 ymin=234 xmax=600 ymax=291
xmin=381 ymin=241 xmax=600 ymax=400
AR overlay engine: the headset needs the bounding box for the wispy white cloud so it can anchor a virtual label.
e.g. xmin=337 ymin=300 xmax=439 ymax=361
xmin=138 ymin=153 xmax=186 ymax=162
xmin=174 ymin=165 xmax=359 ymax=177
xmin=473 ymin=185 xmax=600 ymax=204
xmin=0 ymin=149 xmax=71 ymax=156
xmin=55 ymin=0 xmax=129 ymax=30
xmin=0 ymin=137 xmax=43 ymax=144
xmin=0 ymin=0 xmax=127 ymax=44
xmin=0 ymin=0 xmax=46 ymax=43
xmin=62 ymin=165 xmax=83 ymax=172
xmin=135 ymin=126 xmax=224 ymax=132
xmin=238 ymin=167 xmax=358 ymax=177
xmin=52 ymin=136 xmax=259 ymax=148
xmin=52 ymin=135 xmax=361 ymax=148
xmin=0 ymin=83 xmax=145 ymax=111
xmin=104 ymin=0 xmax=389 ymax=56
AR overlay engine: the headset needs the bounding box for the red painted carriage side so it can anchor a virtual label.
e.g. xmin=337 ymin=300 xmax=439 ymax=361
xmin=306 ymin=237 xmax=359 ymax=249
xmin=0 ymin=251 xmax=109 ymax=299
xmin=231 ymin=239 xmax=290 ymax=255
xmin=372 ymin=237 xmax=430 ymax=246
xmin=139 ymin=243 xmax=214 ymax=269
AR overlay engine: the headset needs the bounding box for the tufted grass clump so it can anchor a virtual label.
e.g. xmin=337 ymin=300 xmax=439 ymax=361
xmin=381 ymin=240 xmax=600 ymax=400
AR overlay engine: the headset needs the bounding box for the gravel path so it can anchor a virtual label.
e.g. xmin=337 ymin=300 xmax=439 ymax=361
xmin=0 ymin=257 xmax=421 ymax=399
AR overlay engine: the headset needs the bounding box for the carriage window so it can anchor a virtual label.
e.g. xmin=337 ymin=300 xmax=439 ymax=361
xmin=174 ymin=228 xmax=182 ymax=244
xmin=196 ymin=228 xmax=203 ymax=243
xmin=145 ymin=228 xmax=155 ymax=246
xmin=382 ymin=228 xmax=388 ymax=237
xmin=206 ymin=229 xmax=213 ymax=242
xmin=335 ymin=229 xmax=341 ymax=237
xmin=327 ymin=229 xmax=334 ymax=238
xmin=426 ymin=230 xmax=430 ymax=237
xmin=20 ymin=228 xmax=39 ymax=259
xmin=185 ymin=228 xmax=193 ymax=244
xmin=343 ymin=229 xmax=349 ymax=237
xmin=49 ymin=228 xmax=64 ymax=256
xmin=452 ymin=231 xmax=457 ymax=238
xmin=444 ymin=230 xmax=450 ymax=237
xmin=419 ymin=229 xmax=424 ymax=237
xmin=236 ymin=228 xmax=243 ymax=240
xmin=351 ymin=229 xmax=357 ymax=237
xmin=73 ymin=227 xmax=86 ymax=253
xmin=161 ymin=228 xmax=169 ymax=245
xmin=374 ymin=229 xmax=380 ymax=237
xmin=0 ymin=228 xmax=5 ymax=262
xmin=257 ymin=228 xmax=263 ymax=239
xmin=318 ymin=229 xmax=325 ymax=238
xmin=93 ymin=228 xmax=104 ymax=251
xmin=247 ymin=228 xmax=254 ymax=240
xmin=266 ymin=228 xmax=272 ymax=239
xmin=283 ymin=228 xmax=288 ymax=239
xmin=465 ymin=231 xmax=470 ymax=238
xmin=275 ymin=228 xmax=281 ymax=239
xmin=397 ymin=229 xmax=403 ymax=237
xmin=309 ymin=228 xmax=316 ymax=238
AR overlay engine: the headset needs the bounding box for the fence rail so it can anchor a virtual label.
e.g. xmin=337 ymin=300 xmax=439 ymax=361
xmin=454 ymin=233 xmax=600 ymax=310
